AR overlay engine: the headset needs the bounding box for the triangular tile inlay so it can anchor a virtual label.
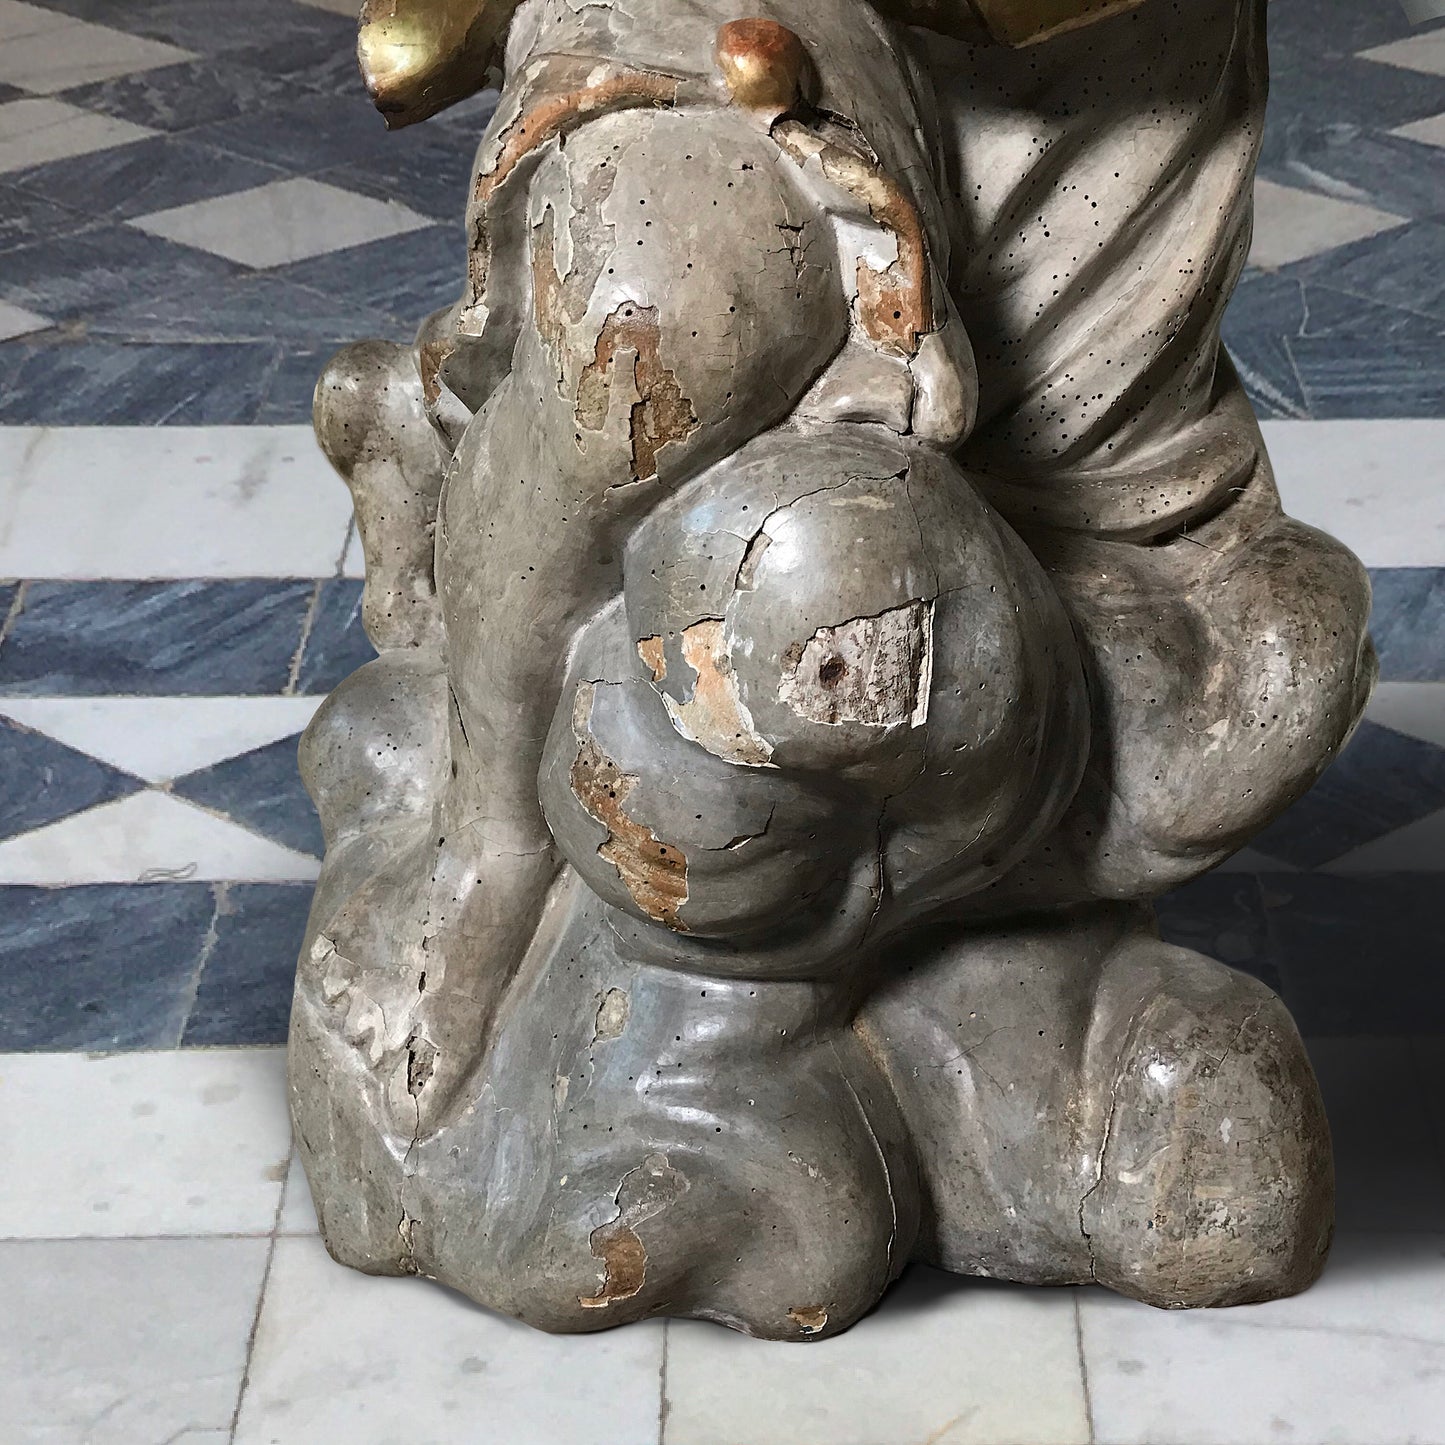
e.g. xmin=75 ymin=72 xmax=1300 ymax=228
xmin=0 ymin=714 xmax=143 ymax=841
xmin=0 ymin=791 xmax=321 ymax=884
xmin=0 ymin=696 xmax=323 ymax=783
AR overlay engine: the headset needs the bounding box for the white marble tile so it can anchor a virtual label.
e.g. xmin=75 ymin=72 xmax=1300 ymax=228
xmin=663 ymin=1269 xmax=1090 ymax=1445
xmin=276 ymin=1148 xmax=321 ymax=1235
xmin=0 ymin=1047 xmax=290 ymax=1238
xmin=1360 ymin=31 xmax=1445 ymax=78
xmin=308 ymin=420 xmax=1445 ymax=579
xmin=0 ymin=16 xmax=194 ymax=94
xmin=1081 ymin=1233 xmax=1445 ymax=1445
xmin=0 ymin=425 xmax=351 ymax=579
xmin=0 ymin=696 xmax=323 ymax=783
xmin=234 ymin=1234 xmax=666 ymax=1445
xmin=0 ymin=96 xmax=155 ymax=175
xmin=130 ymin=177 xmax=435 ymax=269
xmin=1305 ymin=1037 xmax=1445 ymax=1231
xmin=0 ymin=1236 xmax=267 ymax=1445
xmin=1366 ymin=682 xmax=1445 ymax=750
xmin=0 ymin=790 xmax=321 ymax=884
xmin=0 ymin=297 xmax=50 ymax=341
xmin=1249 ymin=178 xmax=1407 ymax=271
xmin=1391 ymin=110 xmax=1445 ymax=149
xmin=0 ymin=0 xmax=69 ymax=41
xmin=1261 ymin=418 xmax=1445 ymax=567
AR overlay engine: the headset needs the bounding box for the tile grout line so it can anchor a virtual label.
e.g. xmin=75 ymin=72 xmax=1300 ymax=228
xmin=0 ymin=579 xmax=29 ymax=649
xmin=283 ymin=578 xmax=325 ymax=696
xmin=334 ymin=514 xmax=355 ymax=578
xmin=1227 ymin=349 xmax=1311 ymax=421
xmin=656 ymin=1316 xmax=670 ymax=1445
xmin=228 ymin=1163 xmax=290 ymax=1443
xmin=1073 ymin=1293 xmax=1096 ymax=1445
xmin=172 ymin=880 xmax=230 ymax=1046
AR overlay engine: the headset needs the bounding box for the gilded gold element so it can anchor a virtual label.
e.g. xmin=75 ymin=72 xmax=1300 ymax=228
xmin=715 ymin=18 xmax=808 ymax=112
xmin=358 ymin=0 xmax=511 ymax=126
xmin=355 ymin=2 xmax=1150 ymax=131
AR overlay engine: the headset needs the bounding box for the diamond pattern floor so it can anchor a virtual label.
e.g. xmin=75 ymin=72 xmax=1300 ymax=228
xmin=0 ymin=4 xmax=1443 ymax=1442
xmin=0 ymin=0 xmax=1438 ymax=423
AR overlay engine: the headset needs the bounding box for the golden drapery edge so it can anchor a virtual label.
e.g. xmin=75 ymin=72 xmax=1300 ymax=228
xmin=357 ymin=0 xmax=1149 ymax=125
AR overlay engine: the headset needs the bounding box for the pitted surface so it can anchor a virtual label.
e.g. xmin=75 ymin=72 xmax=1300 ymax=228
xmin=291 ymin=0 xmax=1364 ymax=1337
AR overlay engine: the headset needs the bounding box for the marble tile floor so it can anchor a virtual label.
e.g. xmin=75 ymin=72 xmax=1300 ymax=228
xmin=0 ymin=1 xmax=1443 ymax=1439
xmin=2 ymin=418 xmax=1442 ymax=1054
xmin=0 ymin=420 xmax=1442 ymax=1442
xmin=0 ymin=0 xmax=1443 ymax=424
xmin=0 ymin=1043 xmax=1441 ymax=1445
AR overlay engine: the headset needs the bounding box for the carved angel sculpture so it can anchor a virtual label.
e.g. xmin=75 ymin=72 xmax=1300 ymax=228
xmin=289 ymin=0 xmax=1374 ymax=1337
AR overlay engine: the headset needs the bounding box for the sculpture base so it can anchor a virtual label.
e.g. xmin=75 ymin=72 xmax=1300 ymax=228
xmin=291 ymin=828 xmax=1330 ymax=1339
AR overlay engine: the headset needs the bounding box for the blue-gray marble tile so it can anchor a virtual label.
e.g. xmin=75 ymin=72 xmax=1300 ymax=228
xmin=1260 ymin=132 xmax=1445 ymax=230
xmin=191 ymin=92 xmax=401 ymax=175
xmin=0 ymin=337 xmax=279 ymax=424
xmin=1267 ymin=0 xmax=1421 ymax=54
xmin=86 ymin=273 xmax=407 ymax=346
xmin=1250 ymin=721 xmax=1445 ymax=868
xmin=228 ymin=28 xmax=374 ymax=100
xmin=7 ymin=136 xmax=284 ymax=228
xmin=0 ymin=581 xmax=315 ymax=696
xmin=1261 ymin=42 xmax=1445 ymax=172
xmin=0 ymin=184 xmax=85 ymax=258
xmin=1287 ymin=287 xmax=1445 ymax=419
xmin=1267 ymin=874 xmax=1445 ymax=1036
xmin=1155 ymin=871 xmax=1283 ymax=994
xmin=0 ymin=717 xmax=143 ymax=841
xmin=0 ymin=226 xmax=238 ymax=327
xmin=277 ymin=225 xmax=466 ymax=331
xmin=0 ymin=883 xmax=215 ymax=1051
xmin=293 ymin=579 xmax=376 ymax=694
xmin=35 ymin=0 xmax=346 ymax=56
xmin=182 ymin=882 xmax=312 ymax=1047
xmin=1369 ymin=569 xmax=1445 ymax=682
xmin=62 ymin=55 xmax=331 ymax=134
xmin=1222 ymin=270 xmax=1313 ymax=420
xmin=252 ymin=342 xmax=351 ymax=425
xmin=173 ymin=734 xmax=323 ymax=858
xmin=431 ymin=88 xmax=501 ymax=138
xmin=320 ymin=127 xmax=482 ymax=223
xmin=1292 ymin=222 xmax=1445 ymax=321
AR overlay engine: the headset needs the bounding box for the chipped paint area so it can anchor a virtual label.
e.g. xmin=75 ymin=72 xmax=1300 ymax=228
xmin=773 ymin=118 xmax=932 ymax=357
xmin=579 ymin=1153 xmax=688 ymax=1309
xmin=575 ymin=301 xmax=699 ymax=481
xmin=594 ymin=987 xmax=631 ymax=1042
xmin=473 ymin=67 xmax=681 ymax=207
xmin=314 ymin=933 xmax=424 ymax=1067
xmin=530 ymin=205 xmax=569 ymax=382
xmin=787 ymin=1304 xmax=829 ymax=1334
xmin=779 ymin=600 xmax=934 ymax=728
xmin=570 ymin=683 xmax=690 ymax=929
xmin=654 ymin=618 xmax=774 ymax=767
xmin=636 ymin=634 xmax=668 ymax=682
